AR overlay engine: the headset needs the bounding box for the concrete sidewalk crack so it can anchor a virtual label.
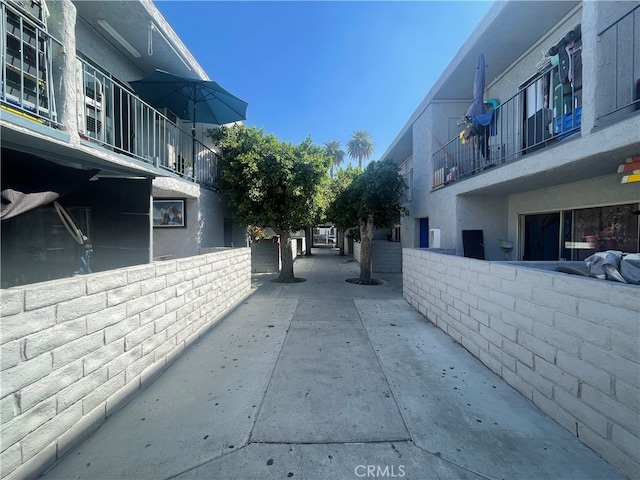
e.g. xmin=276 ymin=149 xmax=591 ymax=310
xmin=247 ymin=298 xmax=299 ymax=443
xmin=354 ymin=299 xmax=415 ymax=445
xmin=162 ymin=444 xmax=252 ymax=480
xmin=411 ymin=443 xmax=494 ymax=480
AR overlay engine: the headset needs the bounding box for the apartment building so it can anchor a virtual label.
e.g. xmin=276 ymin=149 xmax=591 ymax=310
xmin=1 ymin=2 xmax=254 ymax=477
xmin=385 ymin=1 xmax=639 ymax=262
xmin=386 ymin=2 xmax=639 ymax=476
xmin=1 ymin=0 xmax=247 ymax=288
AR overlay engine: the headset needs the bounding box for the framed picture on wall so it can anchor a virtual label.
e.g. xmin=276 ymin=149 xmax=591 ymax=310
xmin=153 ymin=199 xmax=186 ymax=228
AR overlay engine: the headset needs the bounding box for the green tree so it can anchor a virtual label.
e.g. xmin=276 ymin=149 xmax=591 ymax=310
xmin=334 ymin=158 xmax=407 ymax=284
xmin=347 ymin=130 xmax=374 ymax=169
xmin=303 ymin=165 xmax=332 ymax=256
xmin=323 ymin=140 xmax=346 ymax=177
xmin=326 ymin=165 xmax=361 ymax=255
xmin=209 ymin=125 xmax=331 ymax=282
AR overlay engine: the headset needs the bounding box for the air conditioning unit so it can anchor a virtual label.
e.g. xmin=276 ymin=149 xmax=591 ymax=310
xmin=160 ymin=107 xmax=178 ymax=124
xmin=429 ymin=229 xmax=441 ymax=248
xmin=76 ymin=60 xmax=105 ymax=142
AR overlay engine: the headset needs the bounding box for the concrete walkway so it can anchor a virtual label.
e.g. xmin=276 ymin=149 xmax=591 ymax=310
xmin=44 ymin=247 xmax=626 ymax=480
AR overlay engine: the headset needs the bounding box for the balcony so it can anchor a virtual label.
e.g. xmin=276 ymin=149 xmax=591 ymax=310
xmin=78 ymin=58 xmax=220 ymax=191
xmin=433 ymin=61 xmax=583 ymax=189
xmin=1 ymin=0 xmax=220 ymax=192
xmin=433 ymin=7 xmax=639 ymax=190
xmin=596 ymin=4 xmax=640 ymax=123
xmin=0 ymin=0 xmax=62 ymax=126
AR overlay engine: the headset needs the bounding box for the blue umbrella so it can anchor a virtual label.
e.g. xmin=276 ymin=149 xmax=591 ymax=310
xmin=466 ymin=53 xmax=486 ymax=121
xmin=130 ymin=70 xmax=247 ymax=127
xmin=130 ymin=70 xmax=248 ymax=163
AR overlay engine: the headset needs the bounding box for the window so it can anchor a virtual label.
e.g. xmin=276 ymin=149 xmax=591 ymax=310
xmin=404 ymin=169 xmax=413 ymax=202
xmin=564 ymin=204 xmax=639 ymax=261
xmin=522 ymin=203 xmax=639 ymax=261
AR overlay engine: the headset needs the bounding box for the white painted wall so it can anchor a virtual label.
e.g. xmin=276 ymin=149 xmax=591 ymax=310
xmin=403 ymin=248 xmax=640 ymax=478
xmin=0 ymin=248 xmax=251 ymax=479
xmin=75 ymin=17 xmax=145 ymax=84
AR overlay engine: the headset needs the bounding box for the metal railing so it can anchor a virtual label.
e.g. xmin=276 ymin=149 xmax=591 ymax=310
xmin=0 ymin=0 xmax=62 ymax=126
xmin=432 ymin=7 xmax=640 ymax=190
xmin=597 ymin=4 xmax=639 ymax=122
xmin=77 ymin=58 xmax=220 ymax=190
xmin=433 ymin=51 xmax=583 ymax=189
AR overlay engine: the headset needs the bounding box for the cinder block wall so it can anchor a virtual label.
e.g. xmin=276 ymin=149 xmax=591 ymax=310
xmin=251 ymin=242 xmax=280 ymax=273
xmin=353 ymin=241 xmax=402 ymax=273
xmin=0 ymin=248 xmax=251 ymax=479
xmin=371 ymin=241 xmax=402 ymax=273
xmin=403 ymin=248 xmax=639 ymax=478
xmin=251 ymin=239 xmax=303 ymax=273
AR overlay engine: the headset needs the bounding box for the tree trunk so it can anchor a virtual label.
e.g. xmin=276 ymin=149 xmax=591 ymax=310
xmin=305 ymin=226 xmax=313 ymax=256
xmin=338 ymin=227 xmax=345 ymax=256
xmin=358 ymin=215 xmax=374 ymax=284
xmin=276 ymin=229 xmax=295 ymax=283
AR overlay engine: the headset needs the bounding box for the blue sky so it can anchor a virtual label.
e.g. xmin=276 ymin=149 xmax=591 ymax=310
xmin=156 ymin=1 xmax=493 ymax=165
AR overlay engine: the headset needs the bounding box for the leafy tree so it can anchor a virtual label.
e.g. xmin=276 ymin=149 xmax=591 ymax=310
xmin=334 ymin=158 xmax=407 ymax=284
xmin=209 ymin=125 xmax=331 ymax=282
xmin=326 ymin=165 xmax=361 ymax=255
xmin=323 ymin=140 xmax=346 ymax=177
xmin=347 ymin=130 xmax=374 ymax=169
xmin=303 ymin=165 xmax=332 ymax=256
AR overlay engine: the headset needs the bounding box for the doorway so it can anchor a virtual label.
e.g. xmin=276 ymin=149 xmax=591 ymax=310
xmin=419 ymin=218 xmax=429 ymax=248
xmin=523 ymin=212 xmax=560 ymax=260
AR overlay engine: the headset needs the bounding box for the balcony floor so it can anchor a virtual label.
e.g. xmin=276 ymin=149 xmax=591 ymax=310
xmin=43 ymin=248 xmax=625 ymax=480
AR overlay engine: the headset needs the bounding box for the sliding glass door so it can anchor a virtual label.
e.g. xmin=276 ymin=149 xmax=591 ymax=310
xmin=522 ymin=203 xmax=639 ymax=261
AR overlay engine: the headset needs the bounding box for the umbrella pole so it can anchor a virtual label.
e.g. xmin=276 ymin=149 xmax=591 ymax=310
xmin=191 ymin=102 xmax=196 ymax=176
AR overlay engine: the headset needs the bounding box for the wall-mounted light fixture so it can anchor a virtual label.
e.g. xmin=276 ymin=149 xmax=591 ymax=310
xmin=148 ymin=22 xmax=192 ymax=71
xmin=97 ymin=19 xmax=142 ymax=58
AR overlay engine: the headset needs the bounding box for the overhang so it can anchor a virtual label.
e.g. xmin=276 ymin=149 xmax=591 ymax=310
xmin=383 ymin=1 xmax=580 ymax=161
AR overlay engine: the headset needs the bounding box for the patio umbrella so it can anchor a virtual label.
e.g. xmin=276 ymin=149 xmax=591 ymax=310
xmin=465 ymin=53 xmax=486 ymax=122
xmin=130 ymin=70 xmax=248 ymax=163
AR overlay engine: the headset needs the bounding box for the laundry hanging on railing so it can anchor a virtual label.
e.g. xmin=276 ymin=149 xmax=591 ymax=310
xmin=548 ymin=24 xmax=581 ymax=86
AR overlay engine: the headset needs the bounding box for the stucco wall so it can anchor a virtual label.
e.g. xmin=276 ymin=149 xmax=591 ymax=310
xmin=152 ymin=188 xmax=241 ymax=259
xmin=0 ymin=248 xmax=251 ymax=479
xmin=485 ymin=8 xmax=583 ymax=110
xmin=409 ymin=106 xmax=639 ymax=261
xmin=410 ymin=102 xmax=465 ymax=251
xmin=403 ymin=5 xmax=587 ymax=257
xmin=74 ymin=6 xmax=146 ymax=84
xmin=403 ymin=248 xmax=639 ymax=478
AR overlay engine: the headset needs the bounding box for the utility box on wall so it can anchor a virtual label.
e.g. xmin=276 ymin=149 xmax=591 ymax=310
xmin=429 ymin=229 xmax=441 ymax=248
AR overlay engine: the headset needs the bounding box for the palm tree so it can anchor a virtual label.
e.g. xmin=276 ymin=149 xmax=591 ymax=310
xmin=324 ymin=140 xmax=346 ymax=176
xmin=347 ymin=130 xmax=374 ymax=169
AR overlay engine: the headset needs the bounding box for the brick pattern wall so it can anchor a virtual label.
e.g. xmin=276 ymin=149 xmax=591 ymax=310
xmin=371 ymin=241 xmax=402 ymax=273
xmin=251 ymin=242 xmax=280 ymax=273
xmin=251 ymin=239 xmax=303 ymax=273
xmin=353 ymin=241 xmax=402 ymax=273
xmin=0 ymin=248 xmax=251 ymax=479
xmin=403 ymin=248 xmax=640 ymax=478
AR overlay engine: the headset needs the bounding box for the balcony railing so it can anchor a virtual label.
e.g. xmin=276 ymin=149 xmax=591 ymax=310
xmin=433 ymin=45 xmax=583 ymax=189
xmin=433 ymin=9 xmax=640 ymax=190
xmin=433 ymin=67 xmax=582 ymax=188
xmin=0 ymin=1 xmax=220 ymax=191
xmin=1 ymin=0 xmax=62 ymax=126
xmin=597 ymin=4 xmax=639 ymax=122
xmin=77 ymin=58 xmax=220 ymax=190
